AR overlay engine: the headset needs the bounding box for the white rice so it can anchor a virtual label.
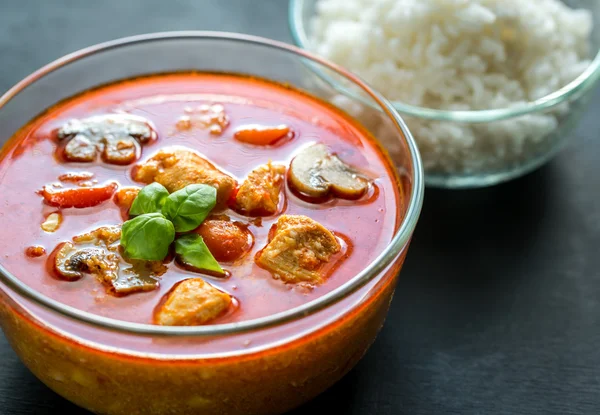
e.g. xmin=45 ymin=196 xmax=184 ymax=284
xmin=309 ymin=0 xmax=594 ymax=174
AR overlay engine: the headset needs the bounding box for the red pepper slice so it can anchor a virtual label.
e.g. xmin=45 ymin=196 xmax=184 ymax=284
xmin=41 ymin=182 xmax=118 ymax=208
xmin=233 ymin=124 xmax=291 ymax=146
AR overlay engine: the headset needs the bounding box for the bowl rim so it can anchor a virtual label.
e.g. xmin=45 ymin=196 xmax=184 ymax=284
xmin=0 ymin=31 xmax=424 ymax=337
xmin=289 ymin=0 xmax=600 ymax=123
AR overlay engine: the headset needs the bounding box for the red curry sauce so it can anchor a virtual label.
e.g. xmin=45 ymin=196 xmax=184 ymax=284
xmin=0 ymin=73 xmax=401 ymax=326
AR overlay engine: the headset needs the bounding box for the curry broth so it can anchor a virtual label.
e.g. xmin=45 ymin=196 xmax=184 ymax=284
xmin=0 ymin=73 xmax=401 ymax=326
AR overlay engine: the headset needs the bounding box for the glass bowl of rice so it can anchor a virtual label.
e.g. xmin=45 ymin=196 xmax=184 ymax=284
xmin=289 ymin=0 xmax=600 ymax=188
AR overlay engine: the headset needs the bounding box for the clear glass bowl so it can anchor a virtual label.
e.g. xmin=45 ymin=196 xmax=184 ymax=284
xmin=289 ymin=0 xmax=600 ymax=188
xmin=0 ymin=32 xmax=423 ymax=415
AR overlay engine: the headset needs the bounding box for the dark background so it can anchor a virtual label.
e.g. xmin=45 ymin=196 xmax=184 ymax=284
xmin=1 ymin=1 xmax=599 ymax=414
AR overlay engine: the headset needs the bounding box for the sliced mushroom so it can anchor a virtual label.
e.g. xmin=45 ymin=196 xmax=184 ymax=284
xmin=289 ymin=144 xmax=369 ymax=200
xmin=112 ymin=258 xmax=167 ymax=295
xmin=64 ymin=136 xmax=96 ymax=162
xmin=53 ymin=225 xmax=166 ymax=294
xmin=102 ymin=137 xmax=138 ymax=165
xmin=54 ymin=242 xmax=87 ymax=280
xmin=57 ymin=114 xmax=156 ymax=165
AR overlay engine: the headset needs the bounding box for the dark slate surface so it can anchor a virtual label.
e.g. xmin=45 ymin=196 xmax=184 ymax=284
xmin=1 ymin=0 xmax=599 ymax=414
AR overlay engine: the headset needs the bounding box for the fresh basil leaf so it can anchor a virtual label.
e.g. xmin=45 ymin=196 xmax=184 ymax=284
xmin=129 ymin=182 xmax=169 ymax=216
xmin=121 ymin=212 xmax=175 ymax=261
xmin=162 ymin=184 xmax=217 ymax=232
xmin=175 ymin=233 xmax=224 ymax=275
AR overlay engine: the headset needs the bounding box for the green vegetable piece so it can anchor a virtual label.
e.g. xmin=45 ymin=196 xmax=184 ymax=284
xmin=121 ymin=212 xmax=175 ymax=261
xmin=175 ymin=233 xmax=224 ymax=275
xmin=162 ymin=184 xmax=217 ymax=232
xmin=129 ymin=182 xmax=170 ymax=216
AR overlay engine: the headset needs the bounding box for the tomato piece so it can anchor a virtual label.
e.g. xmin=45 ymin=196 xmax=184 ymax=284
xmin=113 ymin=186 xmax=141 ymax=211
xmin=25 ymin=245 xmax=46 ymax=258
xmin=196 ymin=216 xmax=253 ymax=262
xmin=233 ymin=124 xmax=291 ymax=146
xmin=41 ymin=182 xmax=118 ymax=208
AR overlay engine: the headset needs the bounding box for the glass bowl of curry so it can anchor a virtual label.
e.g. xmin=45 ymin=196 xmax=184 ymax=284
xmin=0 ymin=32 xmax=423 ymax=415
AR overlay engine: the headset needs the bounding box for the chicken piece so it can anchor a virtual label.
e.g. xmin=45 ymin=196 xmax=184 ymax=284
xmin=53 ymin=225 xmax=167 ymax=294
xmin=196 ymin=215 xmax=253 ymax=262
xmin=133 ymin=147 xmax=236 ymax=207
xmin=255 ymin=215 xmax=341 ymax=285
xmin=235 ymin=163 xmax=286 ymax=216
xmin=154 ymin=278 xmax=232 ymax=326
xmin=113 ymin=186 xmax=141 ymax=211
xmin=57 ymin=114 xmax=156 ymax=165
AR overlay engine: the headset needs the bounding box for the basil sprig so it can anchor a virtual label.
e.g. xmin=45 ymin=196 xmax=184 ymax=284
xmin=129 ymin=182 xmax=169 ymax=216
xmin=121 ymin=212 xmax=175 ymax=261
xmin=120 ymin=183 xmax=222 ymax=273
xmin=162 ymin=184 xmax=216 ymax=232
xmin=175 ymin=234 xmax=224 ymax=275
